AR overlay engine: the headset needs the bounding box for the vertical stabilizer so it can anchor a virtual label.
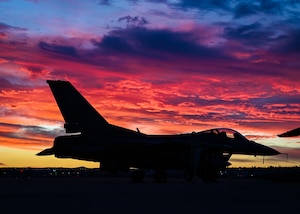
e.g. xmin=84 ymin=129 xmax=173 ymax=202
xmin=47 ymin=80 xmax=108 ymax=133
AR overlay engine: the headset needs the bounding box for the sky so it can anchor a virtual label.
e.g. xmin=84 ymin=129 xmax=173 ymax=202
xmin=0 ymin=0 xmax=299 ymax=168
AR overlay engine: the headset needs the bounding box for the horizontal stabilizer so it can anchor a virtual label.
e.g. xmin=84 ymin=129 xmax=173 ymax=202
xmin=36 ymin=148 xmax=54 ymax=156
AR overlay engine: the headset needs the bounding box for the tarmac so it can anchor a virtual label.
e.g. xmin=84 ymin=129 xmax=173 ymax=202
xmin=0 ymin=176 xmax=299 ymax=214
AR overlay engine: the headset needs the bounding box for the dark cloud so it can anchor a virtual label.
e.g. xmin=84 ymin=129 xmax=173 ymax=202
xmin=93 ymin=27 xmax=227 ymax=60
xmin=162 ymin=0 xmax=298 ymax=21
xmin=0 ymin=22 xmax=27 ymax=31
xmin=25 ymin=0 xmax=40 ymax=3
xmin=98 ymin=0 xmax=110 ymax=5
xmin=234 ymin=3 xmax=259 ymax=18
xmin=161 ymin=91 xmax=300 ymax=123
xmin=0 ymin=77 xmax=13 ymax=91
xmin=234 ymin=0 xmax=284 ymax=18
xmin=257 ymin=0 xmax=284 ymax=14
xmin=39 ymin=42 xmax=78 ymax=57
xmin=273 ymin=29 xmax=300 ymax=54
xmin=25 ymin=65 xmax=46 ymax=78
xmin=0 ymin=122 xmax=64 ymax=141
xmin=261 ymin=95 xmax=300 ymax=105
xmin=0 ymin=130 xmax=42 ymax=143
xmin=173 ymin=0 xmax=231 ymax=11
xmin=118 ymin=16 xmax=148 ymax=26
xmin=222 ymin=22 xmax=300 ymax=57
xmin=0 ymin=32 xmax=6 ymax=38
xmin=92 ymin=35 xmax=134 ymax=53
xmin=26 ymin=66 xmax=43 ymax=74
xmin=223 ymin=23 xmax=277 ymax=48
xmin=0 ymin=77 xmax=33 ymax=91
xmin=162 ymin=95 xmax=212 ymax=106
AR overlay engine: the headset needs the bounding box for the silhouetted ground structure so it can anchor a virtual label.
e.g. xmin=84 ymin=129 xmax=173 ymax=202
xmin=259 ymin=167 xmax=300 ymax=182
xmin=1 ymin=168 xmax=300 ymax=214
xmin=2 ymin=167 xmax=300 ymax=181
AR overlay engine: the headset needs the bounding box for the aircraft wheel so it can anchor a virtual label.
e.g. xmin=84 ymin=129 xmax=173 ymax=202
xmin=131 ymin=170 xmax=144 ymax=183
xmin=155 ymin=170 xmax=167 ymax=183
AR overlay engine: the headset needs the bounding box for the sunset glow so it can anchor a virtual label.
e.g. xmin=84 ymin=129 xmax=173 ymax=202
xmin=0 ymin=0 xmax=299 ymax=168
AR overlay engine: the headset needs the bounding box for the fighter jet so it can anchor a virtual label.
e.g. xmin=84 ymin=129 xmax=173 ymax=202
xmin=37 ymin=80 xmax=280 ymax=182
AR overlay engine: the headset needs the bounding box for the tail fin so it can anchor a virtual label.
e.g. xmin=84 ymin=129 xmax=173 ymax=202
xmin=47 ymin=80 xmax=108 ymax=133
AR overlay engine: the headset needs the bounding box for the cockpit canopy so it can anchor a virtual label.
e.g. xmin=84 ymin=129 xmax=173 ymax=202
xmin=200 ymin=128 xmax=248 ymax=141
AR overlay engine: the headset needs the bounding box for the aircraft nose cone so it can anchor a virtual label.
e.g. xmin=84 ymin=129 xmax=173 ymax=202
xmin=251 ymin=141 xmax=280 ymax=156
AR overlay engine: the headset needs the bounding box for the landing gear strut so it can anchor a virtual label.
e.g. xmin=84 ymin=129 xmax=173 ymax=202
xmin=198 ymin=152 xmax=219 ymax=182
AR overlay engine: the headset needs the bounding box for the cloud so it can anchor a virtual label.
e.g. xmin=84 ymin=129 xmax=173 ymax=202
xmin=25 ymin=0 xmax=40 ymax=3
xmin=21 ymin=65 xmax=48 ymax=79
xmin=173 ymin=0 xmax=231 ymax=11
xmin=273 ymin=29 xmax=300 ymax=54
xmin=233 ymin=0 xmax=284 ymax=18
xmin=92 ymin=27 xmax=227 ymax=61
xmin=223 ymin=22 xmax=276 ymax=48
xmin=0 ymin=78 xmax=13 ymax=91
xmin=39 ymin=42 xmax=78 ymax=57
xmin=0 ymin=122 xmax=64 ymax=146
xmin=118 ymin=16 xmax=148 ymax=27
xmin=0 ymin=22 xmax=27 ymax=31
xmin=98 ymin=0 xmax=110 ymax=5
xmin=233 ymin=2 xmax=259 ymax=18
xmin=93 ymin=34 xmax=134 ymax=54
xmin=0 ymin=0 xmax=299 ymax=145
xmin=0 ymin=0 xmax=299 ymax=168
xmin=172 ymin=0 xmax=291 ymax=17
xmin=0 ymin=77 xmax=36 ymax=92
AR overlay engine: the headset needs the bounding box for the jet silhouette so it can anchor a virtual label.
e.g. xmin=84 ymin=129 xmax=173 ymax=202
xmin=278 ymin=127 xmax=300 ymax=137
xmin=38 ymin=80 xmax=280 ymax=182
